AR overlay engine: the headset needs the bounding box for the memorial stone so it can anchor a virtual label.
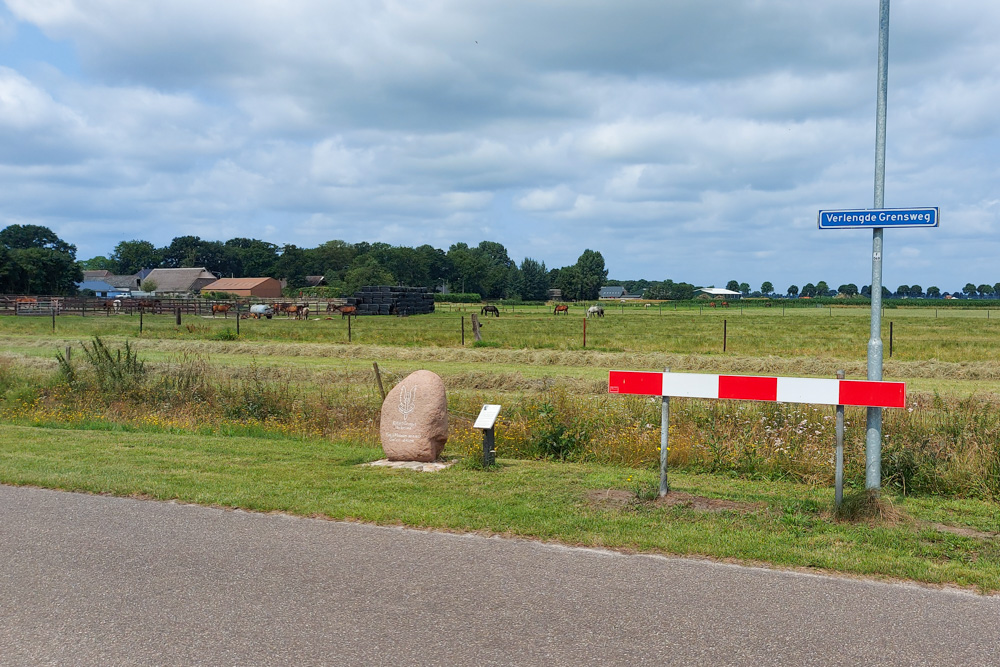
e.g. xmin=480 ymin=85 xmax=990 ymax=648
xmin=380 ymin=370 xmax=448 ymax=462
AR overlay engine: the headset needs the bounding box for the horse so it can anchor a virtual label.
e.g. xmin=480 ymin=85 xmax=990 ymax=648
xmin=298 ymin=306 xmax=310 ymax=320
xmin=211 ymin=304 xmax=231 ymax=318
xmin=481 ymin=305 xmax=500 ymax=318
xmin=137 ymin=299 xmax=161 ymax=314
xmin=587 ymin=305 xmax=604 ymax=318
xmin=554 ymin=304 xmax=569 ymax=315
xmin=337 ymin=305 xmax=357 ymax=319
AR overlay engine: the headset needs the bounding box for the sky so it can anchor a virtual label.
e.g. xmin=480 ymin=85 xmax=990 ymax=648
xmin=1 ymin=0 xmax=998 ymax=292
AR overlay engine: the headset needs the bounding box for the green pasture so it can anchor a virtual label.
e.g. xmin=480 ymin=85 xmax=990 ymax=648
xmin=4 ymin=303 xmax=1000 ymax=363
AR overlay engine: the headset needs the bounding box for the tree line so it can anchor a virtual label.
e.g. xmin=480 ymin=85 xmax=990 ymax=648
xmin=2 ymin=224 xmax=997 ymax=300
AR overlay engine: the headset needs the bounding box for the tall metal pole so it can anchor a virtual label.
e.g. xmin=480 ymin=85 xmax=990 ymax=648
xmin=865 ymin=0 xmax=891 ymax=493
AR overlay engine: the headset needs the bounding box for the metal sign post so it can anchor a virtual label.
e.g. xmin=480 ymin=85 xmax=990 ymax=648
xmin=474 ymin=404 xmax=502 ymax=467
xmin=660 ymin=368 xmax=670 ymax=497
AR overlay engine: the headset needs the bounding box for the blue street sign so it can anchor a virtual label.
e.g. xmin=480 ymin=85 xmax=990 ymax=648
xmin=818 ymin=207 xmax=939 ymax=229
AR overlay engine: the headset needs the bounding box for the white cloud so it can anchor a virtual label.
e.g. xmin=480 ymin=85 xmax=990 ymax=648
xmin=1 ymin=0 xmax=999 ymax=288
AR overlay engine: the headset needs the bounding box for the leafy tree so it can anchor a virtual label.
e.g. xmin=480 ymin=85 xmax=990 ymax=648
xmin=801 ymin=283 xmax=816 ymax=297
xmin=447 ymin=242 xmax=486 ymax=296
xmin=647 ymin=279 xmax=695 ymax=300
xmin=787 ymin=285 xmax=799 ymax=297
xmin=726 ymin=280 xmax=740 ymax=292
xmin=341 ymin=255 xmax=394 ymax=295
xmin=571 ymin=249 xmax=608 ymax=300
xmin=994 ymin=283 xmax=1000 ymax=298
xmin=272 ymin=244 xmax=309 ymax=289
xmin=224 ymin=238 xmax=279 ymax=277
xmin=474 ymin=241 xmax=517 ymax=299
xmin=0 ymin=224 xmax=82 ymax=295
xmin=760 ymin=281 xmax=773 ymax=296
xmin=837 ymin=284 xmax=859 ymax=296
xmin=519 ymin=258 xmax=549 ymax=301
xmin=554 ymin=265 xmax=586 ymax=301
xmin=80 ymin=256 xmax=116 ymax=271
xmin=738 ymin=282 xmax=750 ymax=296
xmin=909 ymin=285 xmax=923 ymax=298
xmin=963 ymin=283 xmax=977 ymax=298
xmin=896 ymin=285 xmax=910 ymax=297
xmin=815 ymin=281 xmax=829 ymax=296
xmin=926 ymin=286 xmax=941 ymax=298
xmin=112 ymin=240 xmax=161 ymax=275
xmin=978 ymin=284 xmax=995 ymax=298
xmin=140 ymin=279 xmax=158 ymax=293
xmin=159 ymin=236 xmax=205 ymax=268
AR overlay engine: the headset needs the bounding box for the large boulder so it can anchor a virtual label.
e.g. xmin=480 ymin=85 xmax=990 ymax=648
xmin=379 ymin=370 xmax=448 ymax=462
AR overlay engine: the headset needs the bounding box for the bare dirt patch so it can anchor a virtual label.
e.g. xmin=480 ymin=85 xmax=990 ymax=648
xmin=928 ymin=523 xmax=998 ymax=540
xmin=586 ymin=489 xmax=765 ymax=514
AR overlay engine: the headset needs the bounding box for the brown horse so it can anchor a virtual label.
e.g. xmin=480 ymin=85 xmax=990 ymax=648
xmin=554 ymin=304 xmax=569 ymax=315
xmin=211 ymin=304 xmax=231 ymax=318
xmin=481 ymin=305 xmax=500 ymax=317
xmin=328 ymin=304 xmax=357 ymax=318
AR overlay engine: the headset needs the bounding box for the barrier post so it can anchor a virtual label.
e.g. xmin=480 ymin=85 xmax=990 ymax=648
xmin=660 ymin=367 xmax=671 ymax=497
xmin=723 ymin=319 xmax=727 ymax=352
xmin=461 ymin=316 xmax=465 ymax=346
xmin=582 ymin=317 xmax=586 ymax=348
xmin=835 ymin=370 xmax=846 ymax=508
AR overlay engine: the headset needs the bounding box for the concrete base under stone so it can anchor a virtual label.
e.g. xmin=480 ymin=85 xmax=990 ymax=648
xmin=363 ymin=459 xmax=457 ymax=472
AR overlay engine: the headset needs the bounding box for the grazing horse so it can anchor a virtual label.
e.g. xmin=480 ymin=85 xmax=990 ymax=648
xmin=298 ymin=306 xmax=310 ymax=320
xmin=481 ymin=305 xmax=500 ymax=318
xmin=211 ymin=304 xmax=231 ymax=318
xmin=587 ymin=305 xmax=604 ymax=318
xmin=554 ymin=304 xmax=569 ymax=315
xmin=337 ymin=305 xmax=357 ymax=319
xmin=137 ymin=299 xmax=161 ymax=314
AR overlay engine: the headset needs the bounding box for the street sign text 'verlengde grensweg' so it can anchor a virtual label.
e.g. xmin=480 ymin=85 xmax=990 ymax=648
xmin=818 ymin=207 xmax=939 ymax=229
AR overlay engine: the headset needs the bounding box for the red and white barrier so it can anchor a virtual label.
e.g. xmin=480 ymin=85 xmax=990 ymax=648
xmin=608 ymin=370 xmax=905 ymax=409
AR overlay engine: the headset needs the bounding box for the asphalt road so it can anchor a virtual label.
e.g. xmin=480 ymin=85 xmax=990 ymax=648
xmin=1 ymin=484 xmax=998 ymax=666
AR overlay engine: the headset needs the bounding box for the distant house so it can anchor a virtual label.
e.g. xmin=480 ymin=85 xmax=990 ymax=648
xmin=82 ymin=270 xmax=145 ymax=293
xmin=599 ymin=286 xmax=643 ymax=300
xmin=695 ymin=288 xmax=742 ymax=300
xmin=144 ymin=268 xmax=218 ymax=296
xmin=200 ymin=277 xmax=282 ymax=299
xmin=75 ymin=280 xmax=128 ymax=298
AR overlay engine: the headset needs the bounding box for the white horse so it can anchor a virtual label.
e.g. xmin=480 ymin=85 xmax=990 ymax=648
xmin=587 ymin=305 xmax=604 ymax=318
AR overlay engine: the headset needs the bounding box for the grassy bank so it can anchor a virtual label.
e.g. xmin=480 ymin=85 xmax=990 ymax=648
xmin=1 ymin=423 xmax=997 ymax=592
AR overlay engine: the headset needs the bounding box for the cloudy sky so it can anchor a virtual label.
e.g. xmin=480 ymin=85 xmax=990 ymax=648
xmin=1 ymin=0 xmax=998 ymax=291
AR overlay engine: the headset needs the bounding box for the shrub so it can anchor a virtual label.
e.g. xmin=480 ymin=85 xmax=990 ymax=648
xmin=434 ymin=293 xmax=482 ymax=303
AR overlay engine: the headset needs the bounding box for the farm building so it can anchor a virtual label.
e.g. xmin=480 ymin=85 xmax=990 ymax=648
xmin=144 ymin=268 xmax=218 ymax=296
xmin=75 ymin=280 xmax=129 ymax=298
xmin=599 ymin=286 xmax=643 ymax=300
xmin=200 ymin=277 xmax=282 ymax=298
xmin=695 ymin=287 xmax=741 ymax=299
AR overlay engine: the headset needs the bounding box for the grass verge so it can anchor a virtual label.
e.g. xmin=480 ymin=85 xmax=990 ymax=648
xmin=1 ymin=423 xmax=998 ymax=593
